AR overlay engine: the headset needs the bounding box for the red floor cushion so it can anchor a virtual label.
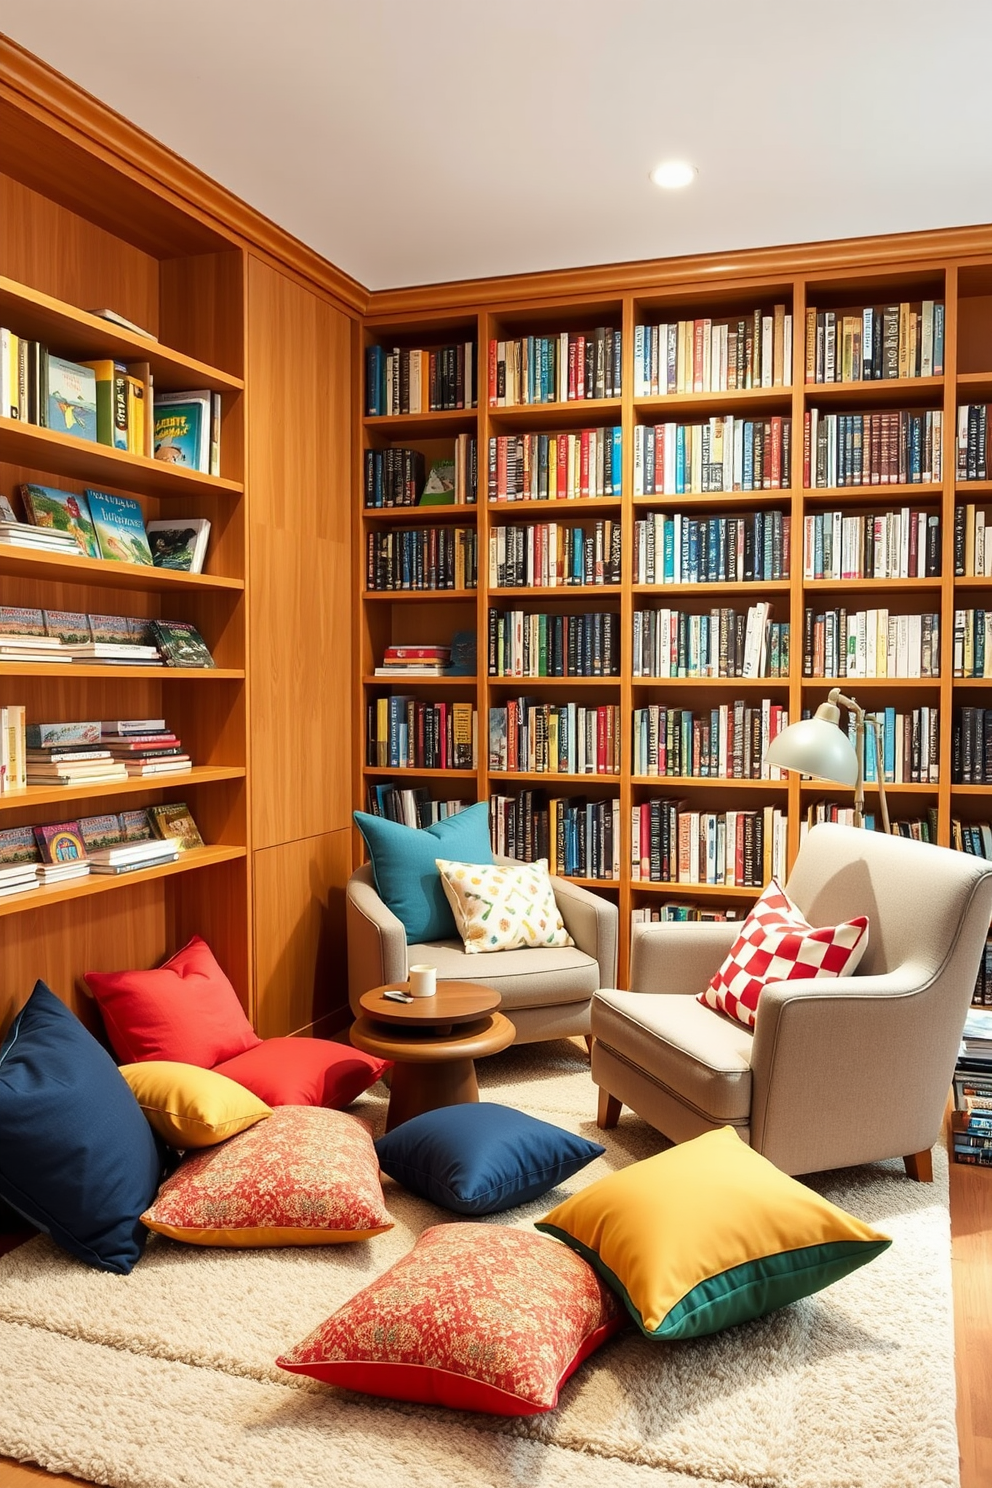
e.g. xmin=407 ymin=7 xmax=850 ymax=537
xmin=213 ymin=1037 xmax=389 ymax=1108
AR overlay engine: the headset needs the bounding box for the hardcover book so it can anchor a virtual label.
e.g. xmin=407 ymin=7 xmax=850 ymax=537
xmin=150 ymin=619 xmax=215 ymax=668
xmin=46 ymin=356 xmax=97 ymax=442
xmin=33 ymin=820 xmax=88 ymax=864
xmin=148 ymin=802 xmax=204 ymax=851
xmin=86 ymin=490 xmax=153 ymax=566
xmin=25 ymin=722 xmax=101 ymax=748
xmin=78 ymin=814 xmax=125 ymax=850
xmin=0 ymin=606 xmax=46 ymax=636
xmin=153 ymin=390 xmax=211 ymax=471
xmin=0 ymin=826 xmax=40 ymax=864
xmin=43 ymin=609 xmax=92 ymax=645
xmin=19 ymin=485 xmax=100 ymax=557
xmin=120 ymin=808 xmax=154 ymax=842
xmin=88 ymin=614 xmax=136 ymax=645
xmin=146 ymin=519 xmax=211 ymax=573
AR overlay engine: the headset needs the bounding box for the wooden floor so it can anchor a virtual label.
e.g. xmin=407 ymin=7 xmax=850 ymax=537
xmin=1 ymin=1126 xmax=989 ymax=1488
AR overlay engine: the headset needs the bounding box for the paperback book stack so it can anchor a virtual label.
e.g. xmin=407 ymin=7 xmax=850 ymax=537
xmin=373 ymin=644 xmax=451 ymax=677
xmin=100 ymin=718 xmax=192 ymax=776
xmin=0 ymin=493 xmax=81 ymax=556
xmin=952 ymin=1006 xmax=992 ymax=1167
xmin=25 ymin=722 xmax=127 ymax=788
xmin=79 ymin=812 xmax=180 ymax=875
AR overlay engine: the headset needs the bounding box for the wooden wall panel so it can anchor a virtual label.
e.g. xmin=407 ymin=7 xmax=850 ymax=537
xmin=252 ymin=828 xmax=352 ymax=1038
xmin=247 ymin=256 xmax=353 ymax=849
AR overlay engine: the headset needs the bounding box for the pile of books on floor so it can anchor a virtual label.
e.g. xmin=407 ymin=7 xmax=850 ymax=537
xmin=952 ymin=967 xmax=992 ymax=1165
xmin=374 ymin=643 xmax=451 ymax=677
xmin=101 ymin=718 xmax=192 ymax=776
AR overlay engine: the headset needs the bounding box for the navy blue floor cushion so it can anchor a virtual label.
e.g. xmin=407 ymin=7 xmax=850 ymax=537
xmin=375 ymin=1101 xmax=604 ymax=1214
xmin=0 ymin=981 xmax=165 ymax=1273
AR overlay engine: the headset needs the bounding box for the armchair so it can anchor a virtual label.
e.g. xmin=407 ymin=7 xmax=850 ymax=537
xmin=592 ymin=823 xmax=992 ymax=1177
xmin=347 ymin=857 xmax=617 ymax=1044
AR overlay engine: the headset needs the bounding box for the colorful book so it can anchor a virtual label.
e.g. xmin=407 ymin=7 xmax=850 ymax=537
xmin=19 ymin=485 xmax=100 ymax=557
xmin=43 ymin=610 xmax=92 ymax=645
xmin=46 ymin=356 xmax=97 ymax=442
xmin=0 ymin=826 xmax=40 ymax=864
xmin=88 ymin=614 xmax=136 ymax=645
xmin=146 ymin=519 xmax=211 ymax=573
xmin=85 ymin=490 xmax=153 ymax=566
xmin=419 ymin=459 xmax=457 ymax=506
xmin=0 ymin=607 xmax=46 ymax=637
xmin=120 ymin=808 xmax=154 ymax=842
xmin=80 ymin=360 xmax=129 ymax=449
xmin=25 ymin=721 xmax=101 ymax=748
xmin=33 ymin=820 xmax=88 ymax=864
xmin=148 ymin=802 xmax=204 ymax=851
xmin=78 ymin=814 xmax=125 ymax=850
xmin=153 ymin=390 xmax=211 ymax=471
xmin=149 ymin=619 xmax=215 ymax=668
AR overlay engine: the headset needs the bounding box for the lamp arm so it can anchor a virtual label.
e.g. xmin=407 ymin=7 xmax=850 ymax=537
xmin=829 ymin=689 xmax=890 ymax=835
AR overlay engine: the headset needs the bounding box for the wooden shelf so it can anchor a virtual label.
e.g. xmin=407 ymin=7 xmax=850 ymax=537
xmin=362 ymin=675 xmax=477 ymax=686
xmin=488 ymin=585 xmax=621 ymax=598
xmin=803 ymin=577 xmax=942 ymax=593
xmin=803 ymin=375 xmax=944 ymax=404
xmin=632 ymin=675 xmax=790 ymax=689
xmin=801 ymin=676 xmax=941 ymax=688
xmin=363 ymin=409 xmax=478 ymax=438
xmin=561 ymin=876 xmax=620 ymax=888
xmin=803 ymin=483 xmax=943 ymax=505
xmin=955 ymin=481 xmax=992 ymax=495
xmin=0 ymin=545 xmax=243 ymax=593
xmin=362 ymin=589 xmax=477 ymax=602
xmin=0 ymin=416 xmax=243 ymax=502
xmin=0 ymin=662 xmax=243 ymax=679
xmin=633 ymin=581 xmax=791 ymax=597
xmin=0 ymin=276 xmax=244 ymax=392
xmin=632 ymin=491 xmax=792 ymax=510
xmin=799 ymin=780 xmax=934 ymax=793
xmin=0 ymin=766 xmax=245 ymax=814
xmin=631 ymin=776 xmax=789 ymax=789
xmin=362 ymin=766 xmax=476 ymax=779
xmin=631 ymin=880 xmax=761 ymax=897
xmin=0 ymin=845 xmax=246 ymax=919
xmin=362 ymin=505 xmax=478 ymax=523
xmin=634 ymin=386 xmax=791 ymax=415
xmin=488 ymin=398 xmax=622 ymax=428
xmin=488 ymin=497 xmax=622 ymax=515
xmin=488 ymin=674 xmax=620 ymax=687
xmin=490 ymin=771 xmax=621 ymax=784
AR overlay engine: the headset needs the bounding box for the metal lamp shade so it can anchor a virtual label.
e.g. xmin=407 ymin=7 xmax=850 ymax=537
xmin=765 ymin=715 xmax=860 ymax=786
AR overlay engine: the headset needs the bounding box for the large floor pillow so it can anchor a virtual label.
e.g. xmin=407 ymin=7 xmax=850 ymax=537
xmin=212 ymin=1038 xmax=389 ymax=1108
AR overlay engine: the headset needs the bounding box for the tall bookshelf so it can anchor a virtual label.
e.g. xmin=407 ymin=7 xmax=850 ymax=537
xmin=357 ymin=245 xmax=992 ymax=985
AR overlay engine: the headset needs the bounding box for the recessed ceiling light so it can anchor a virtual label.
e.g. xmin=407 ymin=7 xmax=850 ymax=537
xmin=651 ymin=161 xmax=697 ymax=190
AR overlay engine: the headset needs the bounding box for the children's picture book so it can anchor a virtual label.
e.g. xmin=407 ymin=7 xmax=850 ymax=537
xmin=20 ymin=484 xmax=100 ymax=557
xmin=0 ymin=826 xmax=40 ymax=864
xmin=26 ymin=721 xmax=102 ymax=748
xmin=146 ymin=519 xmax=211 ymax=573
xmin=0 ymin=607 xmax=46 ymax=637
xmin=150 ymin=619 xmax=216 ymax=668
xmin=33 ymin=820 xmax=88 ymax=863
xmin=88 ymin=614 xmax=136 ymax=645
xmin=148 ymin=802 xmax=204 ymax=852
xmin=120 ymin=808 xmax=154 ymax=842
xmin=47 ymin=356 xmax=97 ymax=442
xmin=85 ymin=490 xmax=153 ymax=566
xmin=79 ymin=814 xmax=125 ymax=851
xmin=43 ymin=610 xmax=92 ymax=645
xmin=419 ymin=459 xmax=457 ymax=505
xmin=153 ymin=390 xmax=211 ymax=471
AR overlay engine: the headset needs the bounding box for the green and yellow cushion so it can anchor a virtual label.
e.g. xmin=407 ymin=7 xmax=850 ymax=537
xmin=536 ymin=1125 xmax=891 ymax=1339
xmin=435 ymin=857 xmax=573 ymax=954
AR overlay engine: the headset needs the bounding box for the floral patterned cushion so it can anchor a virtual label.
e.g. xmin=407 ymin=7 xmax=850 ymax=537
xmin=141 ymin=1105 xmax=392 ymax=1246
xmin=435 ymin=858 xmax=573 ymax=954
xmin=277 ymin=1223 xmax=624 ymax=1414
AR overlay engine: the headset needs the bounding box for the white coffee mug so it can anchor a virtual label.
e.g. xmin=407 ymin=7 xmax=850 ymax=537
xmin=408 ymin=964 xmax=437 ymax=998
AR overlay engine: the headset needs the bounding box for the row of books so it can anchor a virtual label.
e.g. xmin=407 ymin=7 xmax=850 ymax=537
xmin=487 ymin=609 xmax=620 ymax=678
xmin=630 ymin=801 xmax=788 ymax=887
xmin=365 ymin=527 xmax=478 ymax=592
xmin=802 ymin=608 xmax=940 ymax=678
xmin=0 ymin=801 xmax=204 ymax=896
xmin=489 ymin=790 xmax=621 ymax=880
xmin=954 ymin=708 xmax=992 ymax=784
xmin=363 ymin=440 xmax=478 ymax=508
xmin=631 ymin=603 xmax=788 ymax=680
xmin=365 ymin=342 xmax=476 ymax=416
xmin=4 ymin=483 xmax=209 ymax=572
xmin=488 ymin=330 xmax=622 ymax=407
xmin=952 ymin=610 xmax=992 ymax=678
xmin=804 ymin=409 xmax=943 ymax=488
xmin=804 ymin=302 xmax=944 ymax=383
xmin=21 ymin=717 xmax=191 ymax=789
xmin=802 ymin=508 xmax=940 ymax=581
xmin=797 ymin=805 xmax=934 ymax=837
xmin=631 ymin=904 xmax=743 ymax=925
xmin=631 ymin=702 xmax=789 ymax=781
xmin=953 ymin=1007 xmax=992 ymax=1163
xmin=633 ymin=510 xmax=790 ymax=586
xmin=364 ymin=783 xmax=472 ymax=828
xmin=0 ymin=607 xmax=215 ymax=668
xmin=487 ymin=702 xmax=621 ymax=776
xmin=632 ymin=307 xmax=792 ymax=395
xmin=488 ymin=521 xmax=621 ymax=589
xmin=852 ymin=706 xmax=940 ymax=785
xmin=952 ymin=819 xmax=992 ymax=857
xmin=487 ymin=428 xmax=622 ymax=502
xmin=367 ymin=699 xmax=476 ymax=771
xmin=954 ymin=505 xmax=992 ymax=577
xmin=956 ymin=405 xmax=992 ymax=482
xmin=632 ymin=417 xmax=791 ymax=495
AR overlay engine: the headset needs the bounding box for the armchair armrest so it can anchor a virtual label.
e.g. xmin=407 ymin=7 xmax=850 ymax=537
xmin=549 ymin=875 xmax=618 ymax=987
xmin=346 ymin=867 xmax=408 ymax=1015
xmin=628 ymin=919 xmax=740 ymax=996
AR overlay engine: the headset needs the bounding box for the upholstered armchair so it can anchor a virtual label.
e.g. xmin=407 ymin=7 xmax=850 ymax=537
xmin=592 ymin=823 xmax=992 ymax=1177
xmin=347 ymin=858 xmax=618 ymax=1043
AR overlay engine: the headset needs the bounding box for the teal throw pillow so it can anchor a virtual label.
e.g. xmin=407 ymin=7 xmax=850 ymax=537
xmin=354 ymin=802 xmax=493 ymax=942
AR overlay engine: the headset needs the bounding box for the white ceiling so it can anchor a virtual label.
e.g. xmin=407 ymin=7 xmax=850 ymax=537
xmin=4 ymin=1 xmax=992 ymax=291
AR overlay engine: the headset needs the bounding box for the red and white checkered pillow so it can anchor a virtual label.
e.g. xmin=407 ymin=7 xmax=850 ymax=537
xmin=698 ymin=880 xmax=869 ymax=1030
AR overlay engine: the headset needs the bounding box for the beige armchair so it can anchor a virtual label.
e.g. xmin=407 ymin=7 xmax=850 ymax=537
xmin=592 ymin=823 xmax=992 ymax=1178
xmin=347 ymin=858 xmax=618 ymax=1043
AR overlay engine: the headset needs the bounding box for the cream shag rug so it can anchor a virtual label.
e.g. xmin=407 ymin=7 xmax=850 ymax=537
xmin=0 ymin=1041 xmax=958 ymax=1488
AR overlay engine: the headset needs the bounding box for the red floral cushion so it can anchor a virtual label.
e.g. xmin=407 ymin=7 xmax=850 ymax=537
xmin=277 ymin=1223 xmax=624 ymax=1414
xmin=698 ymin=879 xmax=869 ymax=1030
xmin=213 ymin=1037 xmax=388 ymax=1109
xmin=84 ymin=936 xmax=261 ymax=1068
xmin=141 ymin=1106 xmax=392 ymax=1246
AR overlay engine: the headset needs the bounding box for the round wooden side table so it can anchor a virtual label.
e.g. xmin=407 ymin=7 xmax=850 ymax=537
xmin=351 ymin=981 xmax=515 ymax=1131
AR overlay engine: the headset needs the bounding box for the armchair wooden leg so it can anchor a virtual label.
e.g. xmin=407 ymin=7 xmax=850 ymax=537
xmin=903 ymin=1150 xmax=933 ymax=1182
xmin=583 ymin=1034 xmax=593 ymax=1058
xmin=597 ymin=1088 xmax=622 ymax=1129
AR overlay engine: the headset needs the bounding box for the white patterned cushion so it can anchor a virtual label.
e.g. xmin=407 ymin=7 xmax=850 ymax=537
xmin=435 ymin=858 xmax=574 ymax=955
xmin=698 ymin=879 xmax=869 ymax=1030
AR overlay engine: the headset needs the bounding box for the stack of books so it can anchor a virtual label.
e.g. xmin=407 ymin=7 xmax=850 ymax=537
xmin=78 ymin=807 xmax=194 ymax=870
xmin=374 ymin=644 xmax=451 ymax=677
xmin=0 ymin=520 xmax=81 ymax=557
xmin=25 ymin=722 xmax=128 ymax=787
xmin=952 ymin=1006 xmax=992 ymax=1166
xmin=0 ymin=859 xmax=40 ymax=897
xmin=87 ymin=837 xmax=181 ymax=875
xmin=0 ymin=630 xmax=67 ymax=664
xmin=101 ymin=718 xmax=192 ymax=775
